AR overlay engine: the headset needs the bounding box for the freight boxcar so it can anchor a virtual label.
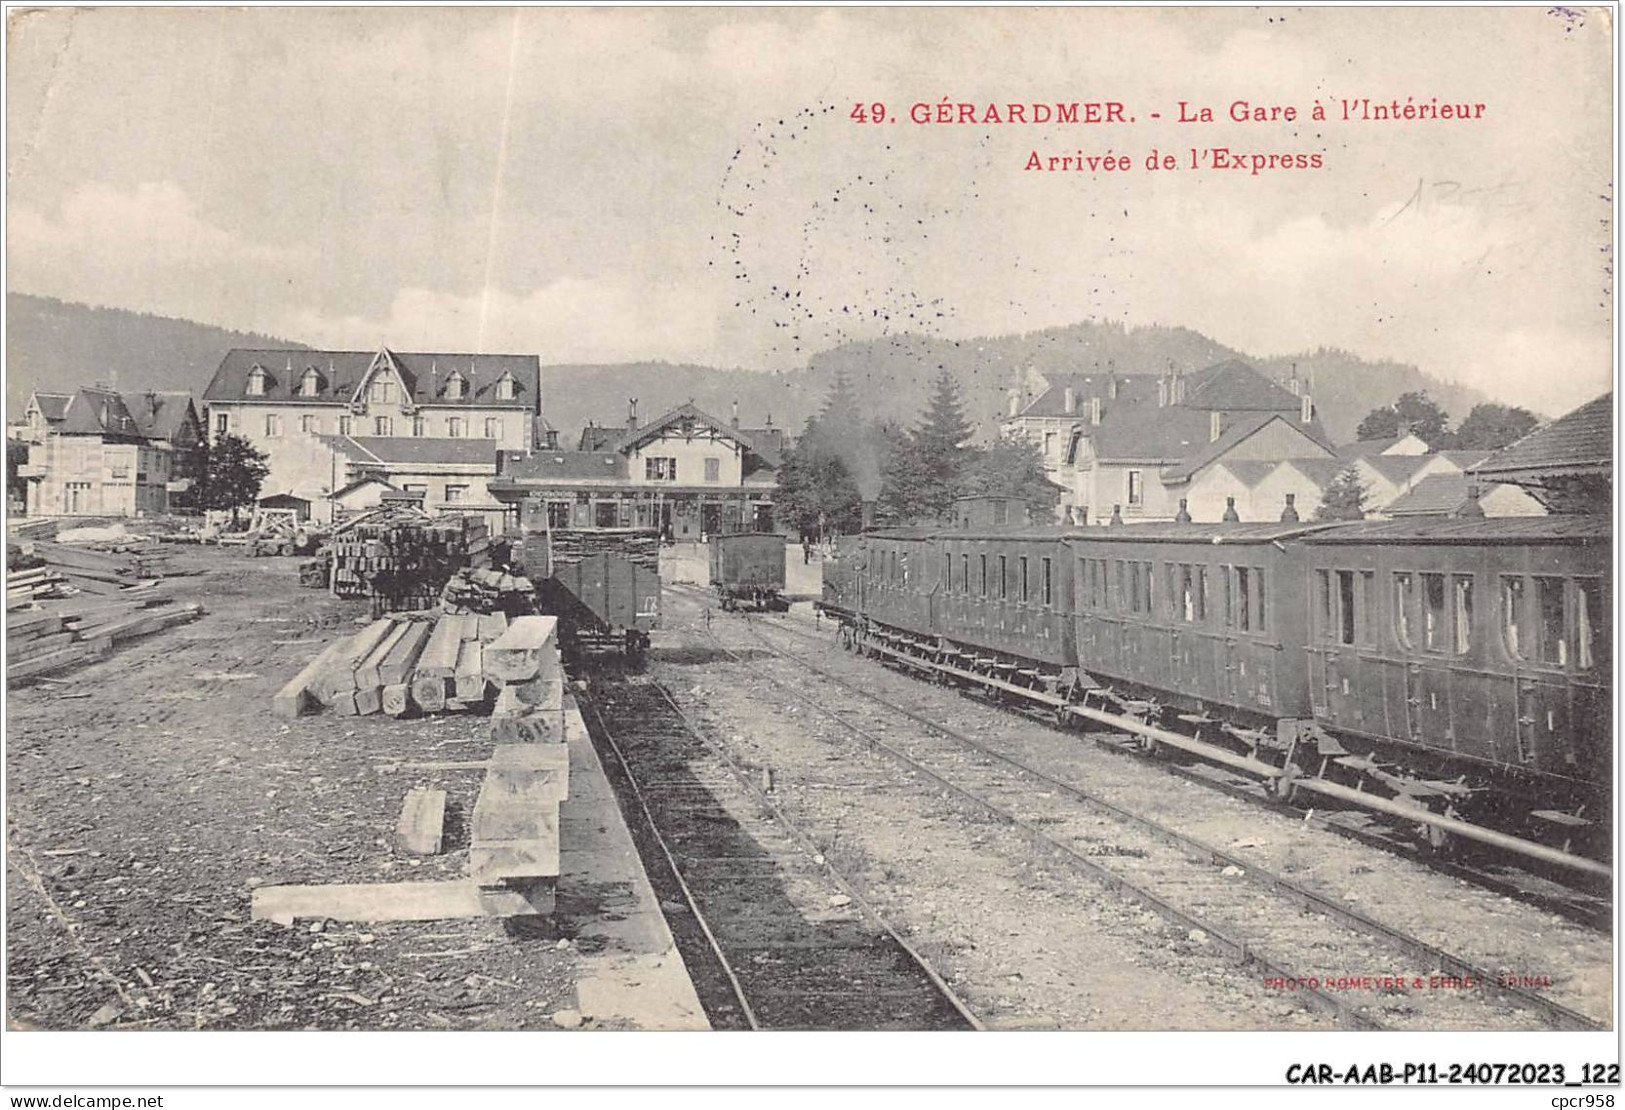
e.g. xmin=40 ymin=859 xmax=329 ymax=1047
xmin=525 ymin=527 xmax=661 ymax=658
xmin=708 ymin=532 xmax=788 ymax=611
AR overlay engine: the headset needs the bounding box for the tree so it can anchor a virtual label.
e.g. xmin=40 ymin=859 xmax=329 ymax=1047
xmin=1452 ymin=403 xmax=1539 ymax=450
xmin=959 ymin=434 xmax=1062 ymax=524
xmin=876 ymin=423 xmax=932 ymax=525
xmin=774 ymin=419 xmax=863 ymax=540
xmin=1314 ymin=466 xmax=1370 ymax=521
xmin=909 ymin=368 xmax=975 ymax=521
xmin=194 ymin=434 xmax=270 ymax=522
xmin=1355 ymin=391 xmax=1451 ymax=447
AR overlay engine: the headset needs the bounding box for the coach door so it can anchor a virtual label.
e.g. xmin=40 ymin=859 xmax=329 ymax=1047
xmin=1312 ymin=566 xmax=1376 ymax=729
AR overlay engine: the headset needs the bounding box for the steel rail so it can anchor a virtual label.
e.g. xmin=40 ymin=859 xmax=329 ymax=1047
xmin=715 ymin=608 xmax=1608 ymax=1033
xmin=669 ymin=616 xmax=1387 ymax=1030
xmin=579 ymin=692 xmax=761 ymax=1030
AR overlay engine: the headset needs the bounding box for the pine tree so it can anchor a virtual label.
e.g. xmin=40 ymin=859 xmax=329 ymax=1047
xmin=910 ymin=368 xmax=974 ymax=520
xmin=877 ymin=423 xmax=931 ymax=525
xmin=820 ymin=366 xmax=863 ymax=431
xmin=1314 ymin=466 xmax=1370 ymax=521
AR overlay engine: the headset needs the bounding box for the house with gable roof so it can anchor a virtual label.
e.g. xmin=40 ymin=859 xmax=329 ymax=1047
xmin=491 ymin=400 xmax=782 ymax=539
xmin=1003 ymin=359 xmax=1336 ymax=523
xmin=18 ymin=387 xmax=200 ymax=516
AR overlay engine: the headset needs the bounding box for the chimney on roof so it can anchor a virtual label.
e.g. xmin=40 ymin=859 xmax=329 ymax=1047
xmin=1063 ymin=386 xmax=1077 ymax=414
xmin=731 ymin=400 xmax=740 ymax=429
xmin=766 ymin=412 xmax=773 ymax=428
xmin=1175 ymin=498 xmax=1192 ymax=524
xmin=628 ymin=398 xmax=639 ymax=428
xmin=1281 ymin=493 xmax=1300 ymax=522
xmin=1288 ymin=363 xmax=1302 ymax=397
xmin=1456 ymin=483 xmax=1486 ymax=519
xmin=1300 ymin=393 xmax=1313 ymax=425
xmin=1210 ymin=411 xmax=1223 ymax=442
xmin=1089 ymin=396 xmax=1102 ymax=425
xmin=1107 ymin=364 xmax=1118 ymax=399
xmin=1223 ymin=496 xmax=1241 ymax=523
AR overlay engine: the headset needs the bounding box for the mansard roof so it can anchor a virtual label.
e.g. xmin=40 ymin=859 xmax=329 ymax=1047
xmin=205 ymin=347 xmax=541 ymax=410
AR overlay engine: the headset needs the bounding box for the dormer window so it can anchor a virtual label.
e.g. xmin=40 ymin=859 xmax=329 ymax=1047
xmin=444 ymin=371 xmax=467 ymax=400
xmin=247 ymin=366 xmax=268 ymax=397
xmin=299 ymin=367 xmax=322 ymax=398
xmin=495 ymin=372 xmax=516 ymax=401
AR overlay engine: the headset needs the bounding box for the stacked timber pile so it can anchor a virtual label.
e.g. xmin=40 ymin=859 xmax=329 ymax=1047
xmin=473 ymin=615 xmax=567 ymax=914
xmin=274 ymin=608 xmax=513 ymax=719
xmin=9 ymin=540 xmax=174 ymax=598
xmin=439 ymin=567 xmax=536 ymax=615
xmin=541 ymin=528 xmax=659 ymax=571
xmin=327 ymin=511 xmax=492 ymax=612
xmin=7 ymin=565 xmax=75 ymax=606
xmin=8 ymin=599 xmax=205 ymax=687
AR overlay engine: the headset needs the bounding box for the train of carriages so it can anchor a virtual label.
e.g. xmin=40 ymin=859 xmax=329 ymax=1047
xmin=709 ymin=532 xmax=790 ymax=611
xmin=818 ymin=507 xmax=1611 ymax=878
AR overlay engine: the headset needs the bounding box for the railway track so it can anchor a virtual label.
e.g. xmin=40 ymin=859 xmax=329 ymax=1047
xmin=663 ymin=584 xmax=1607 ymax=1032
xmin=685 ymin=586 xmax=1609 ymax=931
xmin=580 ymin=674 xmax=981 ymax=1031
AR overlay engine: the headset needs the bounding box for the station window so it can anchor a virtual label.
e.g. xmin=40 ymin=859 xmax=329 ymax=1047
xmin=595 ymin=501 xmax=619 ymax=528
xmin=1019 ymin=556 xmax=1030 ymax=603
xmin=1453 ymin=575 xmax=1474 ymax=655
xmin=1394 ymin=572 xmax=1416 ymax=650
xmin=1536 ymin=576 xmax=1567 ymax=665
xmin=1041 ymin=557 xmax=1053 ymax=607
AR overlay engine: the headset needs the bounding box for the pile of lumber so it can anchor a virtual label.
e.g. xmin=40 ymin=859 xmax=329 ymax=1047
xmin=9 ymin=540 xmax=172 ymax=599
xmin=515 ymin=526 xmax=659 ymax=584
xmin=7 ymin=566 xmax=75 ymax=606
xmin=274 ymin=608 xmax=512 ymax=719
xmin=8 ymin=599 xmax=205 ymax=686
xmin=439 ymin=567 xmax=536 ymax=614
xmin=472 ymin=615 xmax=568 ymax=913
xmin=327 ymin=512 xmax=492 ymax=611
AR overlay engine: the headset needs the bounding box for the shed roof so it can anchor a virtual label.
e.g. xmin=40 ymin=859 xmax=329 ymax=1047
xmin=1473 ymin=393 xmax=1613 ymax=477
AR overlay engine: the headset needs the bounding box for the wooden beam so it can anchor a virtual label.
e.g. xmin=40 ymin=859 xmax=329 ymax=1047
xmin=453 ymin=640 xmax=486 ymax=701
xmin=355 ymin=621 xmax=410 ymax=691
xmin=411 ymin=674 xmax=448 ymax=714
xmin=476 ymin=612 xmax=509 ymax=642
xmin=484 ymin=616 xmax=559 ymax=683
xmin=412 ymin=616 xmax=464 ymax=680
xmin=396 ymin=787 xmax=446 ymax=855
xmin=272 ymin=639 xmax=351 ymax=719
xmin=377 ymin=621 xmax=432 ymax=687
xmin=381 ymin=682 xmax=415 ymax=718
xmin=316 ymin=618 xmax=396 ymax=702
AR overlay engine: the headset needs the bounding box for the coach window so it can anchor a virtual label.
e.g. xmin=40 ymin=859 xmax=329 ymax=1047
xmin=1359 ymin=571 xmax=1376 ymax=647
xmin=1575 ymin=578 xmax=1603 ymax=670
xmin=1535 ymin=576 xmax=1567 ymax=665
xmin=1235 ymin=567 xmax=1252 ymax=632
xmin=1219 ymin=564 xmax=1234 ymax=627
xmin=961 ymin=554 xmax=970 ymax=595
xmin=900 ymin=553 xmax=910 ymax=586
xmin=1019 ymin=556 xmax=1030 ymax=603
xmin=979 ymin=554 xmax=988 ymax=596
xmin=1394 ymin=572 xmax=1417 ymax=650
xmin=998 ymin=555 xmax=1009 ymax=600
xmin=1255 ymin=568 xmax=1267 ymax=631
xmin=1315 ymin=570 xmax=1333 ymax=640
xmin=1042 ymin=557 xmax=1053 ymax=607
xmin=1422 ymin=573 xmax=1447 ymax=652
xmin=1128 ymin=561 xmax=1142 ymax=614
xmin=1143 ymin=561 xmax=1155 ymax=616
xmin=1452 ymin=575 xmax=1474 ymax=655
xmin=1336 ymin=569 xmax=1356 ymax=646
xmin=1193 ymin=565 xmax=1208 ymax=623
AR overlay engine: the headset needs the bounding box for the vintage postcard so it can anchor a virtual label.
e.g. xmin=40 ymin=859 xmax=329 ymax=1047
xmin=2 ymin=3 xmax=1615 ymax=1096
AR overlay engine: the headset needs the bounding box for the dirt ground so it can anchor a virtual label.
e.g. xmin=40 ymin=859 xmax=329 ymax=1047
xmin=6 ymin=545 xmax=580 ymax=1031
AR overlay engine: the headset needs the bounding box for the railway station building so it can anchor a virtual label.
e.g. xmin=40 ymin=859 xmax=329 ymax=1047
xmin=1471 ymin=391 xmax=1612 ymax=515
xmin=487 ymin=401 xmax=782 ymax=539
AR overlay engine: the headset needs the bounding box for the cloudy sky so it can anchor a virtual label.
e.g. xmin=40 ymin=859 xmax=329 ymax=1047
xmin=6 ymin=7 xmax=1613 ymax=413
